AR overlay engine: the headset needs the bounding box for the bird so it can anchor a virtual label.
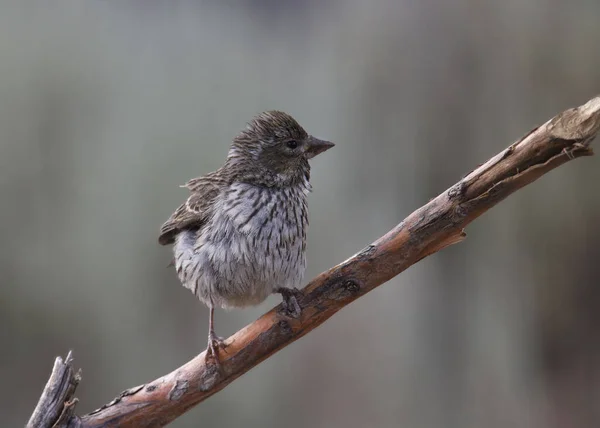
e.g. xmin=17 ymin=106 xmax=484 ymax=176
xmin=158 ymin=111 xmax=334 ymax=364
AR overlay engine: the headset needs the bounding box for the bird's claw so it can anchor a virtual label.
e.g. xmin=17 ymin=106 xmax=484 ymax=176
xmin=205 ymin=331 xmax=226 ymax=367
xmin=277 ymin=287 xmax=303 ymax=318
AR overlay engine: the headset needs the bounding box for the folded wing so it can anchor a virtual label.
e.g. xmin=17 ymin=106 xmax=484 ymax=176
xmin=158 ymin=171 xmax=227 ymax=245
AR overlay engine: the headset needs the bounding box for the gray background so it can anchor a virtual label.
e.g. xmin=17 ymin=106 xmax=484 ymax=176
xmin=2 ymin=1 xmax=599 ymax=427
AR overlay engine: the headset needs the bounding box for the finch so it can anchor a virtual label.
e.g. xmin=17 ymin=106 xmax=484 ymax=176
xmin=159 ymin=111 xmax=334 ymax=363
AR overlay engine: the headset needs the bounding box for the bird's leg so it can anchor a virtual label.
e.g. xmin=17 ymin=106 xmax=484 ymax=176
xmin=205 ymin=307 xmax=225 ymax=366
xmin=274 ymin=287 xmax=303 ymax=318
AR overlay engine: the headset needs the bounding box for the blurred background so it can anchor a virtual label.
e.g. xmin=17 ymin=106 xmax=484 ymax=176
xmin=2 ymin=1 xmax=599 ymax=427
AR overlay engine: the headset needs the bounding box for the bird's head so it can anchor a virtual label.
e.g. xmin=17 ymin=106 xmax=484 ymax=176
xmin=227 ymin=111 xmax=334 ymax=187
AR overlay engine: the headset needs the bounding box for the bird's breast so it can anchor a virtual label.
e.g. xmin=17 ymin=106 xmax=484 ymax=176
xmin=176 ymin=182 xmax=310 ymax=307
xmin=217 ymin=182 xmax=308 ymax=242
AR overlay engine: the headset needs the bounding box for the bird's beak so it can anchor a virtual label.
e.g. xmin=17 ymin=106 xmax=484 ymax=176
xmin=305 ymin=136 xmax=335 ymax=159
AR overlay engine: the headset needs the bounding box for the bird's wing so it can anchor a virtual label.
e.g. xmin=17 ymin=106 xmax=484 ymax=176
xmin=158 ymin=171 xmax=227 ymax=245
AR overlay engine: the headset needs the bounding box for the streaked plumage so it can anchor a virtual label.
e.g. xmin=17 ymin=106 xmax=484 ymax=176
xmin=159 ymin=111 xmax=334 ymax=363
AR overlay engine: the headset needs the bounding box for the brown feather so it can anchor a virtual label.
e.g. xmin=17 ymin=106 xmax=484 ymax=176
xmin=158 ymin=171 xmax=227 ymax=245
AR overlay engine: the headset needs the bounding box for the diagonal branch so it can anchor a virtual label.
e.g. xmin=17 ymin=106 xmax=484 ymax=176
xmin=30 ymin=96 xmax=600 ymax=428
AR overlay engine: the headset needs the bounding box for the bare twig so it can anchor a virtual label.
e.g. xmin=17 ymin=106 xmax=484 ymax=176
xmin=27 ymin=351 xmax=82 ymax=428
xmin=29 ymin=97 xmax=600 ymax=427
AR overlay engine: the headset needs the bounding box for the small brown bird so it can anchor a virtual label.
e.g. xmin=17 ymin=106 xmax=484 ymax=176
xmin=159 ymin=111 xmax=333 ymax=363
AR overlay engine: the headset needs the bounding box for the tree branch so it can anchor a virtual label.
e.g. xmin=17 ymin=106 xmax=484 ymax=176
xmin=30 ymin=96 xmax=600 ymax=427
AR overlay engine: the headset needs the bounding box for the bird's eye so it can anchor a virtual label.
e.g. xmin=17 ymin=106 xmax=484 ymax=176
xmin=286 ymin=140 xmax=298 ymax=149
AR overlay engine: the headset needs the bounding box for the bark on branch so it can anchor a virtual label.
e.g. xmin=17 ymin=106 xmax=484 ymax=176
xmin=27 ymin=351 xmax=81 ymax=428
xmin=29 ymin=96 xmax=600 ymax=427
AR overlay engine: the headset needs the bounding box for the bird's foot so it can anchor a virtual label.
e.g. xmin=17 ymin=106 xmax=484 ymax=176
xmin=205 ymin=331 xmax=226 ymax=367
xmin=275 ymin=287 xmax=303 ymax=318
